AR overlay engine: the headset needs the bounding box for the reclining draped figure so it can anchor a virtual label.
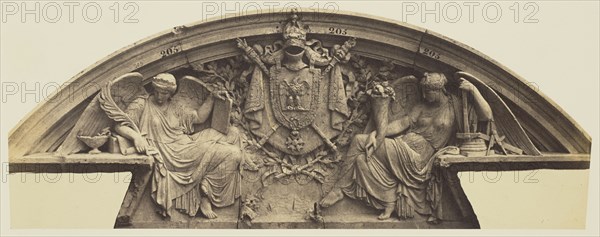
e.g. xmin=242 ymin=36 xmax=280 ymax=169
xmin=51 ymin=12 xmax=543 ymax=226
xmin=70 ymin=72 xmax=250 ymax=219
xmin=319 ymin=71 xmax=538 ymax=221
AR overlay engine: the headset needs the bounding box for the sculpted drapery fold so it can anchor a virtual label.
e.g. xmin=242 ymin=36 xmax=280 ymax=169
xmin=104 ymin=73 xmax=245 ymax=219
xmin=31 ymin=11 xmax=564 ymax=228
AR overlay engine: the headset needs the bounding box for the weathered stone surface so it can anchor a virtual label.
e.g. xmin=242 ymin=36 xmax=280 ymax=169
xmin=7 ymin=10 xmax=591 ymax=229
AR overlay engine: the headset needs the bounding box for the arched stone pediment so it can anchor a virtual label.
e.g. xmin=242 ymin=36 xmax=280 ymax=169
xmin=8 ymin=11 xmax=590 ymax=159
xmin=9 ymin=12 xmax=591 ymax=227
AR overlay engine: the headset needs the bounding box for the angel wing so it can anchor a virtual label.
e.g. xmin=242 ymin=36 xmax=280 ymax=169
xmin=56 ymin=73 xmax=148 ymax=155
xmin=170 ymin=75 xmax=215 ymax=132
xmin=171 ymin=75 xmax=214 ymax=109
xmin=388 ymin=75 xmax=420 ymax=121
xmin=455 ymin=71 xmax=541 ymax=156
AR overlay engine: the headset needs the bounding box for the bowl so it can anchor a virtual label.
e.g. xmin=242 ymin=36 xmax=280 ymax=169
xmin=77 ymin=135 xmax=109 ymax=154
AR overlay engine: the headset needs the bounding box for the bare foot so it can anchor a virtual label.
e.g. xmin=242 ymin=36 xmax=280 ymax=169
xmin=319 ymin=188 xmax=344 ymax=208
xmin=199 ymin=196 xmax=218 ymax=219
xmin=427 ymin=215 xmax=440 ymax=224
xmin=377 ymin=205 xmax=394 ymax=220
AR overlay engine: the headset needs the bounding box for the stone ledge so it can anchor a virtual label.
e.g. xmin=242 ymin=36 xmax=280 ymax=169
xmin=322 ymin=216 xmax=476 ymax=229
xmin=9 ymin=152 xmax=153 ymax=173
xmin=437 ymin=152 xmax=590 ymax=171
xmin=127 ymin=214 xmax=477 ymax=229
xmin=10 ymin=152 xmax=589 ymax=173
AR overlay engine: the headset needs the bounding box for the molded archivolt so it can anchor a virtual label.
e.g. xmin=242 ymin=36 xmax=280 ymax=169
xmin=8 ymin=10 xmax=591 ymax=160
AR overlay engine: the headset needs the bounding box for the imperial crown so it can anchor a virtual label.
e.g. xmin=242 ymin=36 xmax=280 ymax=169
xmin=283 ymin=11 xmax=307 ymax=48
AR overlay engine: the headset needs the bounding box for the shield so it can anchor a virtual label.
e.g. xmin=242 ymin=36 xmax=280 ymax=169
xmin=270 ymin=66 xmax=321 ymax=131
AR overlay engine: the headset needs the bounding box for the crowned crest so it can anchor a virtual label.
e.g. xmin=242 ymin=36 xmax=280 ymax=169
xmin=283 ymin=10 xmax=308 ymax=48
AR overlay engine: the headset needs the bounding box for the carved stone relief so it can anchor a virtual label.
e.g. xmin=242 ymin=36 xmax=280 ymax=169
xmin=7 ymin=10 xmax=591 ymax=229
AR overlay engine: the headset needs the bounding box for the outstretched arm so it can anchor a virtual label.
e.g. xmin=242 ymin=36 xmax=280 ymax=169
xmin=194 ymin=94 xmax=214 ymax=124
xmin=385 ymin=104 xmax=422 ymax=137
xmin=460 ymin=79 xmax=493 ymax=121
xmin=384 ymin=116 xmax=412 ymax=137
xmin=113 ymin=97 xmax=148 ymax=153
xmin=365 ymin=105 xmax=421 ymax=151
xmin=114 ymin=124 xmax=147 ymax=154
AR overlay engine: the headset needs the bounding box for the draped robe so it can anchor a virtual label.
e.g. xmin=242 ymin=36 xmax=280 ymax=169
xmin=337 ymin=94 xmax=463 ymax=218
xmin=126 ymin=96 xmax=242 ymax=217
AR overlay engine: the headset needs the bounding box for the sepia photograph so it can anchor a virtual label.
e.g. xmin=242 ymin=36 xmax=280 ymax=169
xmin=1 ymin=1 xmax=598 ymax=236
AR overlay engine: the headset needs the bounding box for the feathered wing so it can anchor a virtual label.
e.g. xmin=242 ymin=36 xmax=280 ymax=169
xmin=56 ymin=73 xmax=147 ymax=155
xmin=455 ymin=71 xmax=541 ymax=156
xmin=388 ymin=75 xmax=420 ymax=121
xmin=170 ymin=75 xmax=214 ymax=132
xmin=171 ymin=75 xmax=213 ymax=108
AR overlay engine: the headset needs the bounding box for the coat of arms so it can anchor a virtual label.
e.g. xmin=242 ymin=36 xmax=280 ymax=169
xmin=238 ymin=11 xmax=354 ymax=156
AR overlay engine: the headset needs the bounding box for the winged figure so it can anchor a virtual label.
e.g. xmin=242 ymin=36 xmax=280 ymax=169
xmin=319 ymin=71 xmax=540 ymax=222
xmin=57 ymin=72 xmax=247 ymax=219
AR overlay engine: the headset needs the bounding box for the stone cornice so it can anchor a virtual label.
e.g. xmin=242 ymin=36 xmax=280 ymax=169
xmin=8 ymin=10 xmax=590 ymax=160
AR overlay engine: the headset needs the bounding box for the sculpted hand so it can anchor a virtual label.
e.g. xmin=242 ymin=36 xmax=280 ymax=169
xmin=236 ymin=38 xmax=248 ymax=49
xmin=133 ymin=136 xmax=148 ymax=154
xmin=214 ymin=90 xmax=229 ymax=100
xmin=365 ymin=131 xmax=377 ymax=157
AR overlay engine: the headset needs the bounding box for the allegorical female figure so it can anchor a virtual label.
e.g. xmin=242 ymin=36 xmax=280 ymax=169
xmin=114 ymin=73 xmax=243 ymax=219
xmin=320 ymin=72 xmax=493 ymax=221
